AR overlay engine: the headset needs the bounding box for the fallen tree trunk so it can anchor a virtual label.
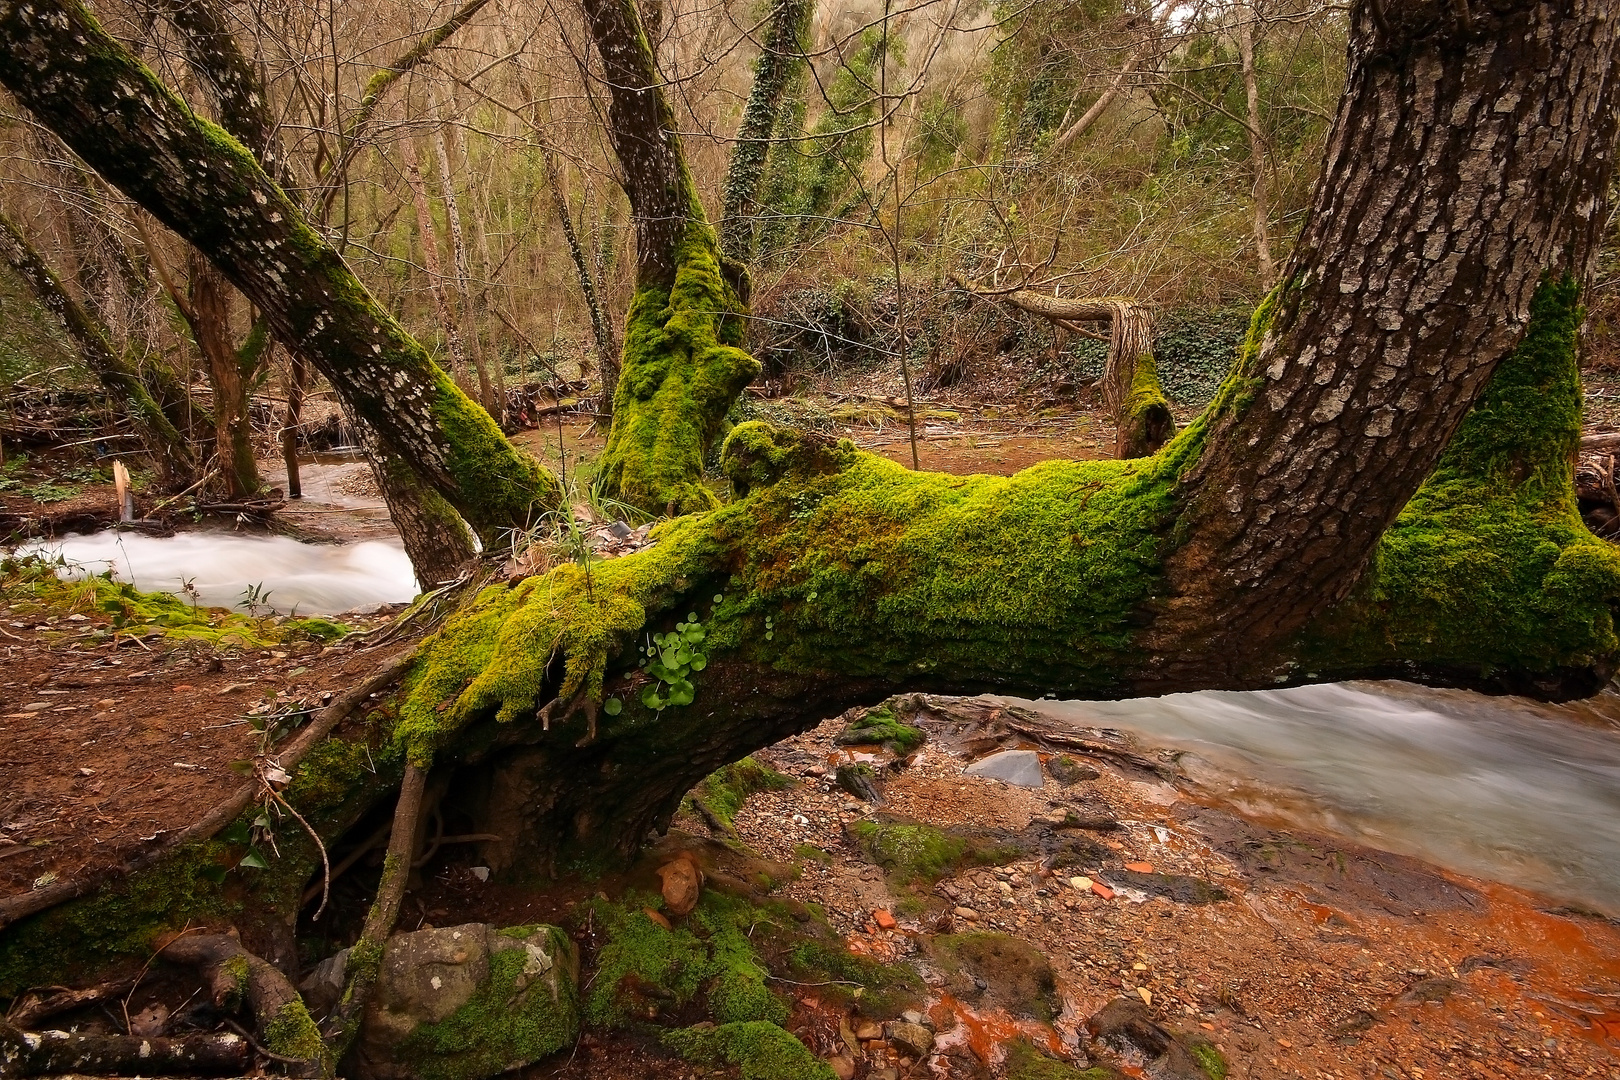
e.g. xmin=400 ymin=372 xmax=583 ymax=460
xmin=0 ymin=1020 xmax=250 ymax=1076
xmin=958 ymin=285 xmax=1175 ymax=458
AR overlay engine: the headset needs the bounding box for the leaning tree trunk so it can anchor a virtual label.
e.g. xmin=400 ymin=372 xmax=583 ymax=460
xmin=582 ymin=0 xmax=761 ymax=515
xmin=0 ymin=209 xmax=198 ymax=478
xmin=965 ymin=286 xmax=1174 ymax=457
xmin=0 ymin=0 xmax=561 ymax=543
xmin=187 ymin=252 xmax=263 ymax=497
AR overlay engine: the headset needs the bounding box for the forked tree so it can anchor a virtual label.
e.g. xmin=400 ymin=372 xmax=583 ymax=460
xmin=0 ymin=0 xmax=1617 ymax=1069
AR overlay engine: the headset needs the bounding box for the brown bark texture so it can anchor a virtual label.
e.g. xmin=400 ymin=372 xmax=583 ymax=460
xmin=1147 ymin=0 xmax=1620 ymax=682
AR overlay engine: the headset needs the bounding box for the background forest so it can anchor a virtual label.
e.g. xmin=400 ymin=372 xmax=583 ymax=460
xmin=0 ymin=0 xmax=1370 ymax=484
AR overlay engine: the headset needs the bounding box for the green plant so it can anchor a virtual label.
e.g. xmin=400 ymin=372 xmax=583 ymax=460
xmin=637 ymin=607 xmax=711 ymax=712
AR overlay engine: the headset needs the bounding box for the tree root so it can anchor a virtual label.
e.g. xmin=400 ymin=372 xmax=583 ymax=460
xmin=539 ymin=690 xmax=600 ymax=745
xmin=4 ymin=977 xmax=141 ymax=1029
xmin=0 ymin=1018 xmax=249 ymax=1076
xmin=157 ymin=934 xmax=331 ymax=1078
xmin=0 ymin=649 xmax=415 ymax=930
xmin=318 ymin=763 xmax=428 ymax=1061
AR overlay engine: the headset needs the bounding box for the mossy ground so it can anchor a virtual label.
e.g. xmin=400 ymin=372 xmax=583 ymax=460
xmin=850 ymin=818 xmax=1020 ymax=889
xmin=663 ymin=1020 xmax=836 ymax=1080
xmin=689 ymin=757 xmax=796 ymax=830
xmin=0 ymin=555 xmax=353 ymax=649
xmin=1006 ymin=1039 xmax=1120 ymax=1080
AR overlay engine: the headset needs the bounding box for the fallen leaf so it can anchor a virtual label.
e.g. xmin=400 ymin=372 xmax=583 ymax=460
xmin=1278 ymin=1039 xmax=1293 ymax=1049
xmin=642 ymin=907 xmax=672 ymax=930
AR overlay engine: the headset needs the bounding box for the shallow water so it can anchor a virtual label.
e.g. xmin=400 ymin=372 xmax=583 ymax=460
xmin=1026 ymin=682 xmax=1620 ymax=916
xmin=19 ymin=530 xmax=417 ymax=615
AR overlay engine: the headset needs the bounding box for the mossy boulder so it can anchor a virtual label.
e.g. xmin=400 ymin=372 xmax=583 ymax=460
xmin=835 ymin=704 xmax=925 ymax=754
xmin=929 ymin=932 xmax=1060 ymax=1020
xmin=356 ymin=923 xmax=578 ymax=1080
xmin=1007 ymin=1039 xmax=1123 ymax=1080
xmin=846 ymin=814 xmax=1022 ymax=887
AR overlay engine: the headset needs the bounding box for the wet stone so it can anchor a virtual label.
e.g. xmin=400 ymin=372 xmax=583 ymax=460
xmin=1046 ymin=754 xmax=1101 ymax=785
xmin=885 ymin=1020 xmax=935 ymax=1057
xmin=1102 ymin=869 xmax=1230 ymax=905
xmin=964 ymin=750 xmax=1045 ymax=788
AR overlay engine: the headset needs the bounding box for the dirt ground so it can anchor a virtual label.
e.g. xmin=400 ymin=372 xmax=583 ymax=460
xmin=1 ymin=386 xmax=1618 ymax=1079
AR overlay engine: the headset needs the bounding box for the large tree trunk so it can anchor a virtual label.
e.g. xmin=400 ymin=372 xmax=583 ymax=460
xmin=581 ymin=0 xmax=761 ymax=515
xmin=0 ymin=0 xmax=561 ymax=543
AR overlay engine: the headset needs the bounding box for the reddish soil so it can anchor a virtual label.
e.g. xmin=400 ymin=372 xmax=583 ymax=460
xmin=0 ymin=615 xmax=405 ymax=901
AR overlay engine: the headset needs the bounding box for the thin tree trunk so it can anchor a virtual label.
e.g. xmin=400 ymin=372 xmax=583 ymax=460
xmin=401 ymin=131 xmax=472 ymax=394
xmin=0 ymin=209 xmax=197 ymax=477
xmin=1237 ymin=4 xmax=1274 ymax=288
xmin=282 ymin=353 xmax=306 ymax=499
xmin=187 ymin=251 xmax=261 ymax=497
xmin=1047 ymin=50 xmax=1142 ymax=157
xmin=426 ymin=76 xmax=496 ymax=417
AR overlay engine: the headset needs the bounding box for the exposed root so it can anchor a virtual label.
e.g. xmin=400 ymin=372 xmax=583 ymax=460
xmin=0 ymin=1018 xmax=250 ymax=1076
xmin=540 ymin=690 xmax=601 ymax=746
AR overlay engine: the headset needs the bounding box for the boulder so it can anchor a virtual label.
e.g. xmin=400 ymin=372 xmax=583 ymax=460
xmin=356 ymin=923 xmax=578 ymax=1080
xmin=964 ymin=750 xmax=1045 ymax=788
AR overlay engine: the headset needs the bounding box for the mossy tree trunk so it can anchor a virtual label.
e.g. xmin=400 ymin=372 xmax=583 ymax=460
xmin=386 ymin=0 xmax=1620 ymax=867
xmin=973 ymin=289 xmax=1175 ymax=458
xmin=581 ymin=0 xmax=761 ymax=515
xmin=0 ymin=0 xmax=561 ymax=544
xmin=186 ymin=253 xmax=264 ymax=497
xmin=717 ymin=0 xmax=813 ymax=293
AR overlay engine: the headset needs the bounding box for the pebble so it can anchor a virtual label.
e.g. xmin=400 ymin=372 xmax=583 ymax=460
xmin=953 ymin=906 xmax=980 ymax=921
xmin=873 ymin=909 xmax=897 ymax=930
xmin=885 ymin=1020 xmax=934 ymax=1057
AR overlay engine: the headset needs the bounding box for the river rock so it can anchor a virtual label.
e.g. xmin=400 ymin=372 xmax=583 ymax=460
xmin=1045 ymin=754 xmax=1100 ymax=785
xmin=964 ymin=750 xmax=1045 ymax=788
xmin=356 ymin=922 xmax=578 ymax=1080
xmin=1086 ymin=996 xmax=1214 ymax=1080
xmin=885 ymin=1020 xmax=934 ymax=1057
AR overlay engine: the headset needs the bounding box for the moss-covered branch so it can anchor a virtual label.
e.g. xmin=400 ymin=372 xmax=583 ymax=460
xmin=0 ymin=0 xmax=560 ymax=540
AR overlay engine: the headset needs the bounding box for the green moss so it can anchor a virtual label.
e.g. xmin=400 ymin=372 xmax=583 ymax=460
xmin=401 ymin=928 xmax=580 ymax=1080
xmin=431 ymin=367 xmax=562 ymax=544
xmin=264 ymin=999 xmax=333 ymax=1076
xmin=663 ymin=1021 xmax=836 ymax=1080
xmin=220 ymin=954 xmax=251 ymax=1010
xmin=1118 ymin=349 xmax=1175 ymax=458
xmin=584 ymin=892 xmax=791 ymax=1027
xmin=283 ymin=616 xmax=352 ymax=642
xmin=1187 ymin=1037 xmax=1229 ymax=1080
xmin=785 ymin=938 xmax=924 ymax=1018
xmin=931 ymin=933 xmax=1059 ymax=1020
xmin=691 ymin=757 xmax=795 ymax=830
xmin=851 ymin=819 xmax=966 ymax=883
xmin=1006 ymin=1039 xmax=1119 ymax=1080
xmin=0 ymin=841 xmax=236 ymax=995
xmin=596 ymin=215 xmax=762 ymax=515
xmin=835 ymin=704 xmax=925 ymax=753
xmin=1306 ymin=275 xmax=1620 ymax=682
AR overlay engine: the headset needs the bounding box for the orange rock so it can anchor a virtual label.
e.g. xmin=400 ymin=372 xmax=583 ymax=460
xmin=656 ymin=851 xmax=703 ymax=916
xmin=1125 ymin=861 xmax=1155 ymax=873
xmin=643 ymin=907 xmax=672 ymax=930
xmin=873 ymin=909 xmax=897 ymax=930
xmin=1091 ymin=881 xmax=1116 ymax=899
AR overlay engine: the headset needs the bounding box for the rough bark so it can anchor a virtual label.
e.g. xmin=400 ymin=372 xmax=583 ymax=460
xmin=0 ymin=209 xmax=197 ymax=476
xmin=0 ymin=1020 xmax=249 ymax=1077
xmin=965 ymin=287 xmax=1175 ymax=457
xmin=581 ymin=0 xmax=761 ymax=514
xmin=1146 ymin=0 xmax=1620 ymax=685
xmin=0 ymin=0 xmax=560 ymax=542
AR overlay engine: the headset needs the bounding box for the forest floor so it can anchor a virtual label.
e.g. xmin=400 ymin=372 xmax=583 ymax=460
xmin=0 ymin=376 xmax=1618 ymax=1079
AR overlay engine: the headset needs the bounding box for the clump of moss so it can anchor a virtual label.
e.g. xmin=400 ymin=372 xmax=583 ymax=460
xmin=1186 ymin=1037 xmax=1228 ymax=1080
xmin=835 ymin=704 xmax=925 ymax=754
xmin=264 ymin=999 xmax=334 ymax=1077
xmin=663 ymin=1021 xmax=836 ymax=1080
xmin=584 ymin=892 xmax=790 ymax=1027
xmin=596 ymin=215 xmax=761 ymax=516
xmin=785 ymin=938 xmax=924 ymax=1018
xmin=690 ymin=757 xmax=795 ymax=831
xmin=1006 ymin=1039 xmax=1120 ymax=1080
xmin=931 ymin=933 xmax=1059 ymax=1020
xmin=400 ymin=928 xmax=580 ymax=1080
xmin=850 ymin=817 xmax=1020 ymax=888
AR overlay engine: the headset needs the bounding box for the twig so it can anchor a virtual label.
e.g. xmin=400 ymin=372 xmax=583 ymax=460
xmin=260 ymin=773 xmax=331 ymax=920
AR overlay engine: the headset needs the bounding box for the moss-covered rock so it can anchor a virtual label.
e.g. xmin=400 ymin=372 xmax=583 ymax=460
xmin=835 ymin=703 xmax=925 ymax=754
xmin=362 ymin=923 xmax=579 ymax=1080
xmin=690 ymin=757 xmax=795 ymax=831
xmin=848 ymin=815 xmax=1022 ymax=887
xmin=663 ymin=1021 xmax=836 ymax=1080
xmin=1007 ymin=1039 xmax=1122 ymax=1080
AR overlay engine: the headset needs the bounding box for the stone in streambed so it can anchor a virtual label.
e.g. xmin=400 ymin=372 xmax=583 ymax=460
xmin=1045 ymin=754 xmax=1100 ymax=785
xmin=964 ymin=750 xmax=1045 ymax=788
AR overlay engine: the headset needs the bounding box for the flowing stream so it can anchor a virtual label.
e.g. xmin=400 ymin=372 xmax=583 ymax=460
xmin=1026 ymin=682 xmax=1620 ymax=917
xmin=18 ymin=530 xmax=417 ymax=615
